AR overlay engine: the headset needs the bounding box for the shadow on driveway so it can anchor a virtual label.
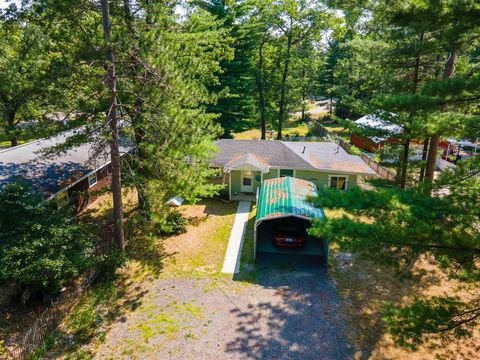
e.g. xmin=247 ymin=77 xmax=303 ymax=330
xmin=229 ymin=253 xmax=354 ymax=360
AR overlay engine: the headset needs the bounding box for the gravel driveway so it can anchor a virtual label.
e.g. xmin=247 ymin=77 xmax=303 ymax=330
xmin=95 ymin=255 xmax=353 ymax=360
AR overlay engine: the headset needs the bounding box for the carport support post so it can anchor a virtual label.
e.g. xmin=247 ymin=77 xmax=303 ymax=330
xmin=322 ymin=239 xmax=329 ymax=266
xmin=253 ymin=220 xmax=259 ymax=260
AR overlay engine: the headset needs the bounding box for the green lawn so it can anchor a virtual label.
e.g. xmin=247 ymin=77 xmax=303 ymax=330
xmin=0 ymin=139 xmax=31 ymax=147
xmin=233 ymin=120 xmax=309 ymax=139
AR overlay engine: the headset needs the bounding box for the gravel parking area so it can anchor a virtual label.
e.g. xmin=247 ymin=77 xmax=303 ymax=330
xmin=95 ymin=255 xmax=353 ymax=360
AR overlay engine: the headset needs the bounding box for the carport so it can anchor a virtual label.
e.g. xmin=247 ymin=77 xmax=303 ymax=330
xmin=254 ymin=177 xmax=329 ymax=265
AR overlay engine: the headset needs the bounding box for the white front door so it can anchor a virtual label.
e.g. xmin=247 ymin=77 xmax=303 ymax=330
xmin=241 ymin=170 xmax=254 ymax=192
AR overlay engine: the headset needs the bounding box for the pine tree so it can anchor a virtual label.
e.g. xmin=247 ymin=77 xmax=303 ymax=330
xmin=101 ymin=1 xmax=231 ymax=224
xmin=200 ymin=0 xmax=257 ymax=138
xmin=309 ymin=156 xmax=480 ymax=345
xmin=100 ymin=0 xmax=125 ymax=250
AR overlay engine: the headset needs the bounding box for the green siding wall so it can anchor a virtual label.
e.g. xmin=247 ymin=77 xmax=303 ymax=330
xmin=229 ymin=170 xmax=262 ymax=196
xmin=294 ymin=170 xmax=328 ymax=188
xmin=225 ymin=168 xmax=359 ymax=197
xmin=263 ymin=168 xmax=279 ymax=180
xmin=294 ymin=170 xmax=359 ymax=189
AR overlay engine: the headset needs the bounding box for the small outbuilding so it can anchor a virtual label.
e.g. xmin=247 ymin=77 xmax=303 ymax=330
xmin=254 ymin=176 xmax=329 ymax=265
xmin=351 ymin=113 xmax=401 ymax=152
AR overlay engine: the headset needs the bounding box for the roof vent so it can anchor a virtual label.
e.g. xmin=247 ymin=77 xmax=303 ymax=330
xmin=302 ymin=145 xmax=306 ymax=154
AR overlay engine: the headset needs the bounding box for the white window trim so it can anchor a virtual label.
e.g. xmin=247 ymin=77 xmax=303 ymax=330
xmin=328 ymin=174 xmax=349 ymax=190
xmin=88 ymin=172 xmax=98 ymax=188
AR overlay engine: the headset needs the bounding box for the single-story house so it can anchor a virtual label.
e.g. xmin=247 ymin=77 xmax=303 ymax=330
xmin=0 ymin=127 xmax=129 ymax=211
xmin=210 ymin=139 xmax=376 ymax=201
xmin=350 ymin=113 xmax=402 ymax=152
xmin=254 ymin=176 xmax=329 ymax=264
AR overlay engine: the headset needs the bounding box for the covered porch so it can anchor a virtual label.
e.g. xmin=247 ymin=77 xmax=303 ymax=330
xmin=224 ymin=152 xmax=270 ymax=202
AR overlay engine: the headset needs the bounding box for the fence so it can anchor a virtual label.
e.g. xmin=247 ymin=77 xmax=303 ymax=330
xmin=287 ymin=131 xmax=396 ymax=181
xmin=7 ymin=269 xmax=97 ymax=360
xmin=359 ymin=153 xmax=397 ymax=181
xmin=337 ymin=138 xmax=397 ymax=181
xmin=337 ymin=138 xmax=353 ymax=153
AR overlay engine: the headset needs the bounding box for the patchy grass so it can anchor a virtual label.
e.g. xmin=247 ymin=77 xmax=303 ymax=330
xmin=239 ymin=204 xmax=257 ymax=268
xmin=125 ymin=198 xmax=238 ymax=281
xmin=0 ymin=139 xmax=31 ymax=147
xmin=331 ymin=252 xmax=480 ymax=359
xmin=233 ymin=119 xmax=309 ymax=139
xmin=37 ymin=194 xmax=238 ymax=358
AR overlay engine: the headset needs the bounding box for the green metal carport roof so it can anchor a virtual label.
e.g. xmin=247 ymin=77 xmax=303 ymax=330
xmin=256 ymin=176 xmax=325 ymax=223
xmin=254 ymin=176 xmax=327 ymax=262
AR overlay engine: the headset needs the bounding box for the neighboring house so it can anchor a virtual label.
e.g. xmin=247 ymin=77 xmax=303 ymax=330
xmin=350 ymin=113 xmax=402 ymax=152
xmin=0 ymin=128 xmax=129 ymax=211
xmin=210 ymin=139 xmax=376 ymax=201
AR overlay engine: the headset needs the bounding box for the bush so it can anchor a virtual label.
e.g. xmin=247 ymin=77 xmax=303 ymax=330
xmin=349 ymin=144 xmax=363 ymax=155
xmin=218 ymin=187 xmax=229 ymax=200
xmin=158 ymin=210 xmax=188 ymax=235
xmin=0 ymin=182 xmax=97 ymax=300
xmin=96 ymin=248 xmax=127 ymax=281
xmin=307 ymin=122 xmax=328 ymax=137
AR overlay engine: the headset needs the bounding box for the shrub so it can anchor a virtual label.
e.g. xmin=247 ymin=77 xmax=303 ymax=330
xmin=0 ymin=182 xmax=97 ymax=300
xmin=158 ymin=210 xmax=188 ymax=235
xmin=218 ymin=187 xmax=229 ymax=200
xmin=307 ymin=122 xmax=328 ymax=137
xmin=96 ymin=248 xmax=127 ymax=281
xmin=349 ymin=144 xmax=363 ymax=155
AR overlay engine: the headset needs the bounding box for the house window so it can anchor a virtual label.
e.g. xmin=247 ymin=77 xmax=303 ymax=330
xmin=56 ymin=190 xmax=69 ymax=207
xmin=280 ymin=169 xmax=294 ymax=177
xmin=329 ymin=175 xmax=348 ymax=190
xmin=243 ymin=177 xmax=252 ymax=186
xmin=88 ymin=173 xmax=98 ymax=188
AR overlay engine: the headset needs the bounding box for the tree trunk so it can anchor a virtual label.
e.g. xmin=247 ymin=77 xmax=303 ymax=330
xmin=329 ymin=64 xmax=334 ymax=116
xmin=123 ymin=0 xmax=150 ymax=214
xmin=400 ymin=32 xmax=423 ymax=189
xmin=277 ymin=24 xmax=293 ymax=140
xmin=256 ymin=40 xmax=267 ymax=140
xmin=400 ymin=137 xmax=411 ymax=189
xmin=101 ymin=0 xmax=125 ymax=250
xmin=6 ymin=110 xmax=18 ymax=147
xmin=301 ymin=68 xmax=306 ymax=122
xmin=424 ymin=49 xmax=456 ymax=194
xmin=419 ymin=137 xmax=429 ymax=182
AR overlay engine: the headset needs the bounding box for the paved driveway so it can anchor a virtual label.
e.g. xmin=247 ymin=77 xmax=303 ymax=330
xmin=95 ymin=255 xmax=353 ymax=360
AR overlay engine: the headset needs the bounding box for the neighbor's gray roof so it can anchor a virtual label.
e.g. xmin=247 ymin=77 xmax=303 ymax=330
xmin=212 ymin=139 xmax=376 ymax=175
xmin=0 ymin=128 xmax=129 ymax=197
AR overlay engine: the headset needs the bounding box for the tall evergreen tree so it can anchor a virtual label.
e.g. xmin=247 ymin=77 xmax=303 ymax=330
xmin=200 ymin=0 xmax=257 ymax=137
xmin=100 ymin=0 xmax=125 ymax=250
xmin=100 ymin=0 xmax=232 ymax=223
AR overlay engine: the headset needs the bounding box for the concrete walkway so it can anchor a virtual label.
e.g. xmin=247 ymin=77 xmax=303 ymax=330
xmin=221 ymin=201 xmax=251 ymax=274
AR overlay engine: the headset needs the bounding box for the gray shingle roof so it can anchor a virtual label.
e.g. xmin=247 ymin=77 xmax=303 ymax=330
xmin=212 ymin=139 xmax=376 ymax=175
xmin=212 ymin=140 xmax=313 ymax=169
xmin=0 ymin=128 xmax=129 ymax=196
